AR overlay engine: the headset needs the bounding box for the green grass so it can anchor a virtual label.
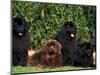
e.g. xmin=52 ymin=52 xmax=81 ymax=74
xmin=11 ymin=66 xmax=95 ymax=74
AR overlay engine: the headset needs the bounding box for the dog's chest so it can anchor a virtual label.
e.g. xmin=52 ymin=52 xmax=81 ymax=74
xmin=13 ymin=35 xmax=31 ymax=51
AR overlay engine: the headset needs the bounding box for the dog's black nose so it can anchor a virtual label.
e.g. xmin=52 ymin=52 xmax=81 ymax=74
xmin=49 ymin=52 xmax=55 ymax=55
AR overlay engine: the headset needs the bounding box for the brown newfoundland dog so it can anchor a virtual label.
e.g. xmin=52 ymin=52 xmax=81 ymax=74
xmin=27 ymin=40 xmax=63 ymax=68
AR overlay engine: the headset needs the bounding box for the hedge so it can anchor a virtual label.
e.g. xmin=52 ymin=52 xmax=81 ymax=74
xmin=12 ymin=1 xmax=96 ymax=50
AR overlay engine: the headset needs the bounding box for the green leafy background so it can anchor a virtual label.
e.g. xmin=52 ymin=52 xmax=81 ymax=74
xmin=12 ymin=1 xmax=96 ymax=50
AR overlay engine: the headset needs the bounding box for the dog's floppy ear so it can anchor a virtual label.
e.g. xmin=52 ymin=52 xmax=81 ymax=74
xmin=57 ymin=41 xmax=62 ymax=51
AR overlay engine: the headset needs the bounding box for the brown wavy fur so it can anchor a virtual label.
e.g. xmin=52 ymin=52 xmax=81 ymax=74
xmin=27 ymin=40 xmax=63 ymax=68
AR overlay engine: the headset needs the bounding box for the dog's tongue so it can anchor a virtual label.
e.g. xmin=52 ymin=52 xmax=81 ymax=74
xmin=70 ymin=34 xmax=75 ymax=37
xmin=19 ymin=33 xmax=22 ymax=36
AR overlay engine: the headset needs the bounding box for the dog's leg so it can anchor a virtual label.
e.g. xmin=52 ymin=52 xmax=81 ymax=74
xmin=20 ymin=51 xmax=28 ymax=66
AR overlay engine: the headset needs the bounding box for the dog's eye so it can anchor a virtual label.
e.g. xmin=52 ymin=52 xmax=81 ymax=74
xmin=66 ymin=31 xmax=70 ymax=33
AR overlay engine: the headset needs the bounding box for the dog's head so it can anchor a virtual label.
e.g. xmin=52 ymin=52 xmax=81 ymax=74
xmin=41 ymin=40 xmax=62 ymax=63
xmin=12 ymin=17 xmax=29 ymax=37
xmin=80 ymin=42 xmax=94 ymax=57
xmin=64 ymin=21 xmax=76 ymax=38
xmin=43 ymin=40 xmax=62 ymax=54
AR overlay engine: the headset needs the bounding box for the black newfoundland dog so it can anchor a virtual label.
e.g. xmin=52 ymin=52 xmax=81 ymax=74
xmin=12 ymin=17 xmax=31 ymax=66
xmin=75 ymin=42 xmax=95 ymax=67
xmin=56 ymin=21 xmax=77 ymax=66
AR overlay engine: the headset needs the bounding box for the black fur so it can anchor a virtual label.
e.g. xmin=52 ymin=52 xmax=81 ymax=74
xmin=75 ymin=42 xmax=94 ymax=67
xmin=90 ymin=36 xmax=96 ymax=50
xmin=56 ymin=21 xmax=77 ymax=66
xmin=12 ymin=17 xmax=31 ymax=66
